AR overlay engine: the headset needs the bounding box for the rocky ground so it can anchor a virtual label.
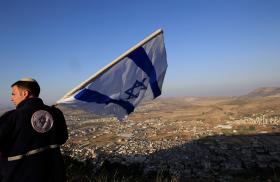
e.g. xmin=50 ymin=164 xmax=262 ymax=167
xmin=60 ymin=90 xmax=280 ymax=181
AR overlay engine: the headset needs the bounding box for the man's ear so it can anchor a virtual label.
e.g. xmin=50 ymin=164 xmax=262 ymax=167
xmin=22 ymin=89 xmax=30 ymax=98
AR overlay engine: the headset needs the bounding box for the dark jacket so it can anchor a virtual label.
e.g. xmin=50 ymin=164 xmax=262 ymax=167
xmin=0 ymin=98 xmax=68 ymax=182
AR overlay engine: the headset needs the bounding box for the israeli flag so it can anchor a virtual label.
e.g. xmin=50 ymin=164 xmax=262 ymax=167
xmin=57 ymin=29 xmax=167 ymax=120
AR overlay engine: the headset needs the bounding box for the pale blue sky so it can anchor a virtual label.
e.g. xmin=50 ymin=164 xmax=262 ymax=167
xmin=1 ymin=0 xmax=280 ymax=107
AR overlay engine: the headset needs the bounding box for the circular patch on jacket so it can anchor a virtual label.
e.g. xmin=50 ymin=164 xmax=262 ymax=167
xmin=31 ymin=110 xmax=54 ymax=133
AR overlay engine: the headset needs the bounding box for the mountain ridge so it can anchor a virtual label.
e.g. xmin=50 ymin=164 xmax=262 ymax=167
xmin=240 ymin=87 xmax=280 ymax=99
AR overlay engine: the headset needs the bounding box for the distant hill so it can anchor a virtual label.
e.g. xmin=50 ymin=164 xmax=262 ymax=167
xmin=0 ymin=107 xmax=13 ymax=116
xmin=240 ymin=87 xmax=280 ymax=99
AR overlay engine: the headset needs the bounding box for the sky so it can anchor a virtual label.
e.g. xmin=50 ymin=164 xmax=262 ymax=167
xmin=0 ymin=0 xmax=280 ymax=107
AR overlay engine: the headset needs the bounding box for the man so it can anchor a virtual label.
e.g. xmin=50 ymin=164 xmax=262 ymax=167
xmin=0 ymin=78 xmax=68 ymax=182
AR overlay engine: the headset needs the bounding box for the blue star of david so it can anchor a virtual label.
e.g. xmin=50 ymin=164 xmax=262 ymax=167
xmin=125 ymin=78 xmax=147 ymax=99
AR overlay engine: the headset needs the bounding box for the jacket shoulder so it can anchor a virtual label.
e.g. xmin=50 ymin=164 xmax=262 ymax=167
xmin=50 ymin=106 xmax=64 ymax=116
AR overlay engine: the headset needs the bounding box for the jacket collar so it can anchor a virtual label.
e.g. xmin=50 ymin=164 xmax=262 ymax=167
xmin=16 ymin=98 xmax=43 ymax=109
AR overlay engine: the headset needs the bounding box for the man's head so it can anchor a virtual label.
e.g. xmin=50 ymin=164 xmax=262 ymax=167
xmin=11 ymin=78 xmax=40 ymax=106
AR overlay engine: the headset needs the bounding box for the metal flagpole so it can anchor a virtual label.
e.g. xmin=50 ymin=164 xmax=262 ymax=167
xmin=56 ymin=29 xmax=163 ymax=103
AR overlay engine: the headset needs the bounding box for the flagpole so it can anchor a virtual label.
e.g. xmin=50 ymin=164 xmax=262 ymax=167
xmin=56 ymin=29 xmax=163 ymax=104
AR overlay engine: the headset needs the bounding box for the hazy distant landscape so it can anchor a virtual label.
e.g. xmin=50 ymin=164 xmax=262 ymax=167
xmin=43 ymin=87 xmax=279 ymax=181
xmin=1 ymin=87 xmax=280 ymax=181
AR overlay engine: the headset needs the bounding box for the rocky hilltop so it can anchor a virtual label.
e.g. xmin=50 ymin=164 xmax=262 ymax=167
xmin=59 ymin=88 xmax=280 ymax=181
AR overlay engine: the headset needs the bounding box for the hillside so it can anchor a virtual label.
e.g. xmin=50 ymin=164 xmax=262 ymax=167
xmin=240 ymin=87 xmax=280 ymax=99
xmin=60 ymin=88 xmax=280 ymax=181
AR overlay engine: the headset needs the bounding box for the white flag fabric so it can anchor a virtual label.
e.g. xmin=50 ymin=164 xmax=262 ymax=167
xmin=57 ymin=31 xmax=167 ymax=120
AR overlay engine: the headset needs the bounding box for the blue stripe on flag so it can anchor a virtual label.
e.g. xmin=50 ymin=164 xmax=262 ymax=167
xmin=74 ymin=89 xmax=135 ymax=114
xmin=127 ymin=47 xmax=161 ymax=98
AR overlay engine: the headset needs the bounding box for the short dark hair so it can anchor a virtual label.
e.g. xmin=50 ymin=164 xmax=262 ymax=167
xmin=11 ymin=80 xmax=40 ymax=97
